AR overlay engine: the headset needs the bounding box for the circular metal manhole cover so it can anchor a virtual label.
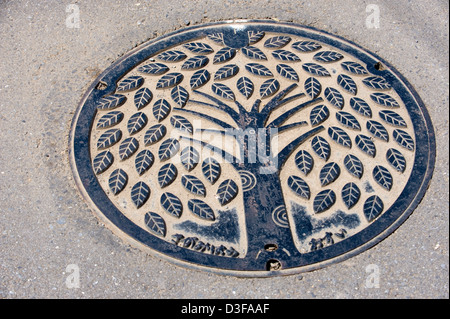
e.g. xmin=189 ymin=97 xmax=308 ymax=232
xmin=69 ymin=21 xmax=435 ymax=276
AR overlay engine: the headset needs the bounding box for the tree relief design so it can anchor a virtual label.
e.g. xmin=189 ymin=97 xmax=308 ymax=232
xmin=88 ymin=28 xmax=417 ymax=260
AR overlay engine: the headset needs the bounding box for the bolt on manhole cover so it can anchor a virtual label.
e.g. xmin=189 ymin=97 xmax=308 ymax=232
xmin=69 ymin=20 xmax=435 ymax=276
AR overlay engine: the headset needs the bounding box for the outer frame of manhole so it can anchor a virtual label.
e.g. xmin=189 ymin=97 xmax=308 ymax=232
xmin=69 ymin=20 xmax=436 ymax=277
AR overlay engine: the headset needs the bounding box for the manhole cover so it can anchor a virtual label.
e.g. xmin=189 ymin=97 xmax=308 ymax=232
xmin=69 ymin=20 xmax=435 ymax=276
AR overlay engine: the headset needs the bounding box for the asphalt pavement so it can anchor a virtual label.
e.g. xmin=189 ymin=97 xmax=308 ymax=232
xmin=0 ymin=0 xmax=448 ymax=298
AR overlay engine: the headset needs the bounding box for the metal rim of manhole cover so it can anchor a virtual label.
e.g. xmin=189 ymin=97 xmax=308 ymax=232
xmin=69 ymin=20 xmax=435 ymax=277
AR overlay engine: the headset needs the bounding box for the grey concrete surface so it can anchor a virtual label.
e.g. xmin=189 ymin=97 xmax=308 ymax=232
xmin=0 ymin=0 xmax=448 ymax=299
